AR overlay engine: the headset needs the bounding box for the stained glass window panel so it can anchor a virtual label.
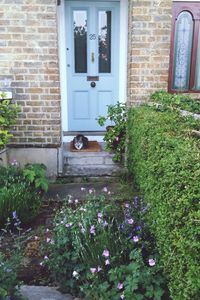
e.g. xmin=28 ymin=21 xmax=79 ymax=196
xmin=194 ymin=29 xmax=200 ymax=90
xmin=173 ymin=12 xmax=193 ymax=90
xmin=98 ymin=11 xmax=112 ymax=73
xmin=73 ymin=11 xmax=87 ymax=73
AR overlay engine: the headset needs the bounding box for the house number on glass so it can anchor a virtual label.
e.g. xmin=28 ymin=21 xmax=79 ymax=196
xmin=89 ymin=34 xmax=96 ymax=40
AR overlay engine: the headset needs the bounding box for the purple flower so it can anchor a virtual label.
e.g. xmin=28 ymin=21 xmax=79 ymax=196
xmin=12 ymin=211 xmax=17 ymax=219
xmin=133 ymin=196 xmax=139 ymax=208
xmin=127 ymin=218 xmax=134 ymax=225
xmin=136 ymin=225 xmax=142 ymax=231
xmin=132 ymin=236 xmax=139 ymax=242
xmin=102 ymin=249 xmax=109 ymax=257
xmin=103 ymin=187 xmax=108 ymax=192
xmin=105 ymin=259 xmax=110 ymax=265
xmin=97 ymin=212 xmax=103 ymax=218
xmin=90 ymin=267 xmax=97 ymax=273
xmin=10 ymin=159 xmax=18 ymax=166
xmin=90 ymin=225 xmax=96 ymax=235
xmin=124 ymin=203 xmax=130 ymax=208
xmin=119 ymin=223 xmax=125 ymax=231
xmin=115 ymin=136 xmax=119 ymax=142
xmin=65 ymin=223 xmax=72 ymax=228
xmin=117 ymin=282 xmax=124 ymax=290
xmin=103 ymin=221 xmax=108 ymax=227
xmin=148 ymin=258 xmax=156 ymax=267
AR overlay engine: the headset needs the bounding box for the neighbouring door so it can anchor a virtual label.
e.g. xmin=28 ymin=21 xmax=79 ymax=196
xmin=65 ymin=0 xmax=120 ymax=131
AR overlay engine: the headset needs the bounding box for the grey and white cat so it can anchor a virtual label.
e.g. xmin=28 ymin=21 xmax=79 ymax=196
xmin=73 ymin=134 xmax=88 ymax=150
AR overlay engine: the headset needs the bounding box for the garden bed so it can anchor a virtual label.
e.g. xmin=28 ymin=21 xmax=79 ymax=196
xmin=1 ymin=181 xmax=170 ymax=300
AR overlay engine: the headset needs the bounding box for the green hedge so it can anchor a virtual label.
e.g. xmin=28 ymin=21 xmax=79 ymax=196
xmin=127 ymin=106 xmax=200 ymax=300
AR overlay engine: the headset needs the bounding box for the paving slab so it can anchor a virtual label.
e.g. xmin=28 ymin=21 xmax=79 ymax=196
xmin=46 ymin=181 xmax=119 ymax=201
xmin=20 ymin=285 xmax=74 ymax=300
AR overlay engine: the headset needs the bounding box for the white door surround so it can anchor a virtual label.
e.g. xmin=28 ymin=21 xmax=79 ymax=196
xmin=57 ymin=0 xmax=128 ymax=142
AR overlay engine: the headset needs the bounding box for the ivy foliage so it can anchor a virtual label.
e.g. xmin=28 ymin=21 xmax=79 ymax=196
xmin=127 ymin=105 xmax=200 ymax=300
xmin=0 ymin=92 xmax=20 ymax=149
xmin=150 ymin=90 xmax=200 ymax=113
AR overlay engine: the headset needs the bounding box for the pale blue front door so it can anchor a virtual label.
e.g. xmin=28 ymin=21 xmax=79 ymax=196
xmin=65 ymin=1 xmax=120 ymax=131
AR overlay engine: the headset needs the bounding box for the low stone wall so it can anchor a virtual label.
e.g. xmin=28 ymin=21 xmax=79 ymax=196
xmin=7 ymin=147 xmax=59 ymax=179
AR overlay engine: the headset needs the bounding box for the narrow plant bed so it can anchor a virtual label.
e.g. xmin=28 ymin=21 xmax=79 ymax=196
xmin=43 ymin=187 xmax=169 ymax=300
xmin=1 ymin=182 xmax=170 ymax=299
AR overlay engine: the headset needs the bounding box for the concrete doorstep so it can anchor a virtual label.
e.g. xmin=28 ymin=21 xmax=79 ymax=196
xmin=20 ymin=285 xmax=77 ymax=300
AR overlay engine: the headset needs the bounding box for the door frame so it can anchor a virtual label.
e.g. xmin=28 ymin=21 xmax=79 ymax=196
xmin=57 ymin=0 xmax=128 ymax=141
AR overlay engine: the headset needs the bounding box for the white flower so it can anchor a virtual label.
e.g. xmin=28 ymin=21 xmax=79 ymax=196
xmin=80 ymin=207 xmax=86 ymax=212
xmin=72 ymin=270 xmax=79 ymax=278
xmin=105 ymin=259 xmax=110 ymax=265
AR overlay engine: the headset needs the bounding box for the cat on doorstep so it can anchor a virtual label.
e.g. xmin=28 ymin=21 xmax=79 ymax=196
xmin=73 ymin=134 xmax=89 ymax=150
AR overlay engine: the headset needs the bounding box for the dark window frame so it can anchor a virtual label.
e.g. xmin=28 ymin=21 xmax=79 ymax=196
xmin=168 ymin=2 xmax=200 ymax=93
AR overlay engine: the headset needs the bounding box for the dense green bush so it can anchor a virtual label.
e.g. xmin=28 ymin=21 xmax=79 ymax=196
xmin=0 ymin=93 xmax=20 ymax=149
xmin=44 ymin=189 xmax=166 ymax=299
xmin=0 ymin=163 xmax=48 ymax=226
xmin=127 ymin=105 xmax=200 ymax=300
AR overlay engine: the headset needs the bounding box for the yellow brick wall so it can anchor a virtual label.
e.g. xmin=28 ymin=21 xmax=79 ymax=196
xmin=128 ymin=0 xmax=173 ymax=105
xmin=0 ymin=0 xmax=61 ymax=146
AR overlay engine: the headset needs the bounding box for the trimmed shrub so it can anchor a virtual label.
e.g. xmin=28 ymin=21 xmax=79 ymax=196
xmin=127 ymin=106 xmax=200 ymax=300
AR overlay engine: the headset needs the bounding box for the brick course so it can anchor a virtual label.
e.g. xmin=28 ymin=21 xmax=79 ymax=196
xmin=0 ymin=0 xmax=60 ymax=146
xmin=128 ymin=0 xmax=173 ymax=105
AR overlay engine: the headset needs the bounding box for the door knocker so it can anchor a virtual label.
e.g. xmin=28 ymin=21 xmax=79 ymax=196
xmin=90 ymin=82 xmax=96 ymax=88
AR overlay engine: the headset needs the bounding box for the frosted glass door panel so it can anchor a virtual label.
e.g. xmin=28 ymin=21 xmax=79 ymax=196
xmin=173 ymin=12 xmax=193 ymax=90
xmin=74 ymin=10 xmax=87 ymax=73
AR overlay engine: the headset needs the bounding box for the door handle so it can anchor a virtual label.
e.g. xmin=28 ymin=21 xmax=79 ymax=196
xmin=91 ymin=52 xmax=95 ymax=63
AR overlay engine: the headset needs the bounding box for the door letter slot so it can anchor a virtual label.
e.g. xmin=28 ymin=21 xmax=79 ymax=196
xmin=87 ymin=76 xmax=99 ymax=81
